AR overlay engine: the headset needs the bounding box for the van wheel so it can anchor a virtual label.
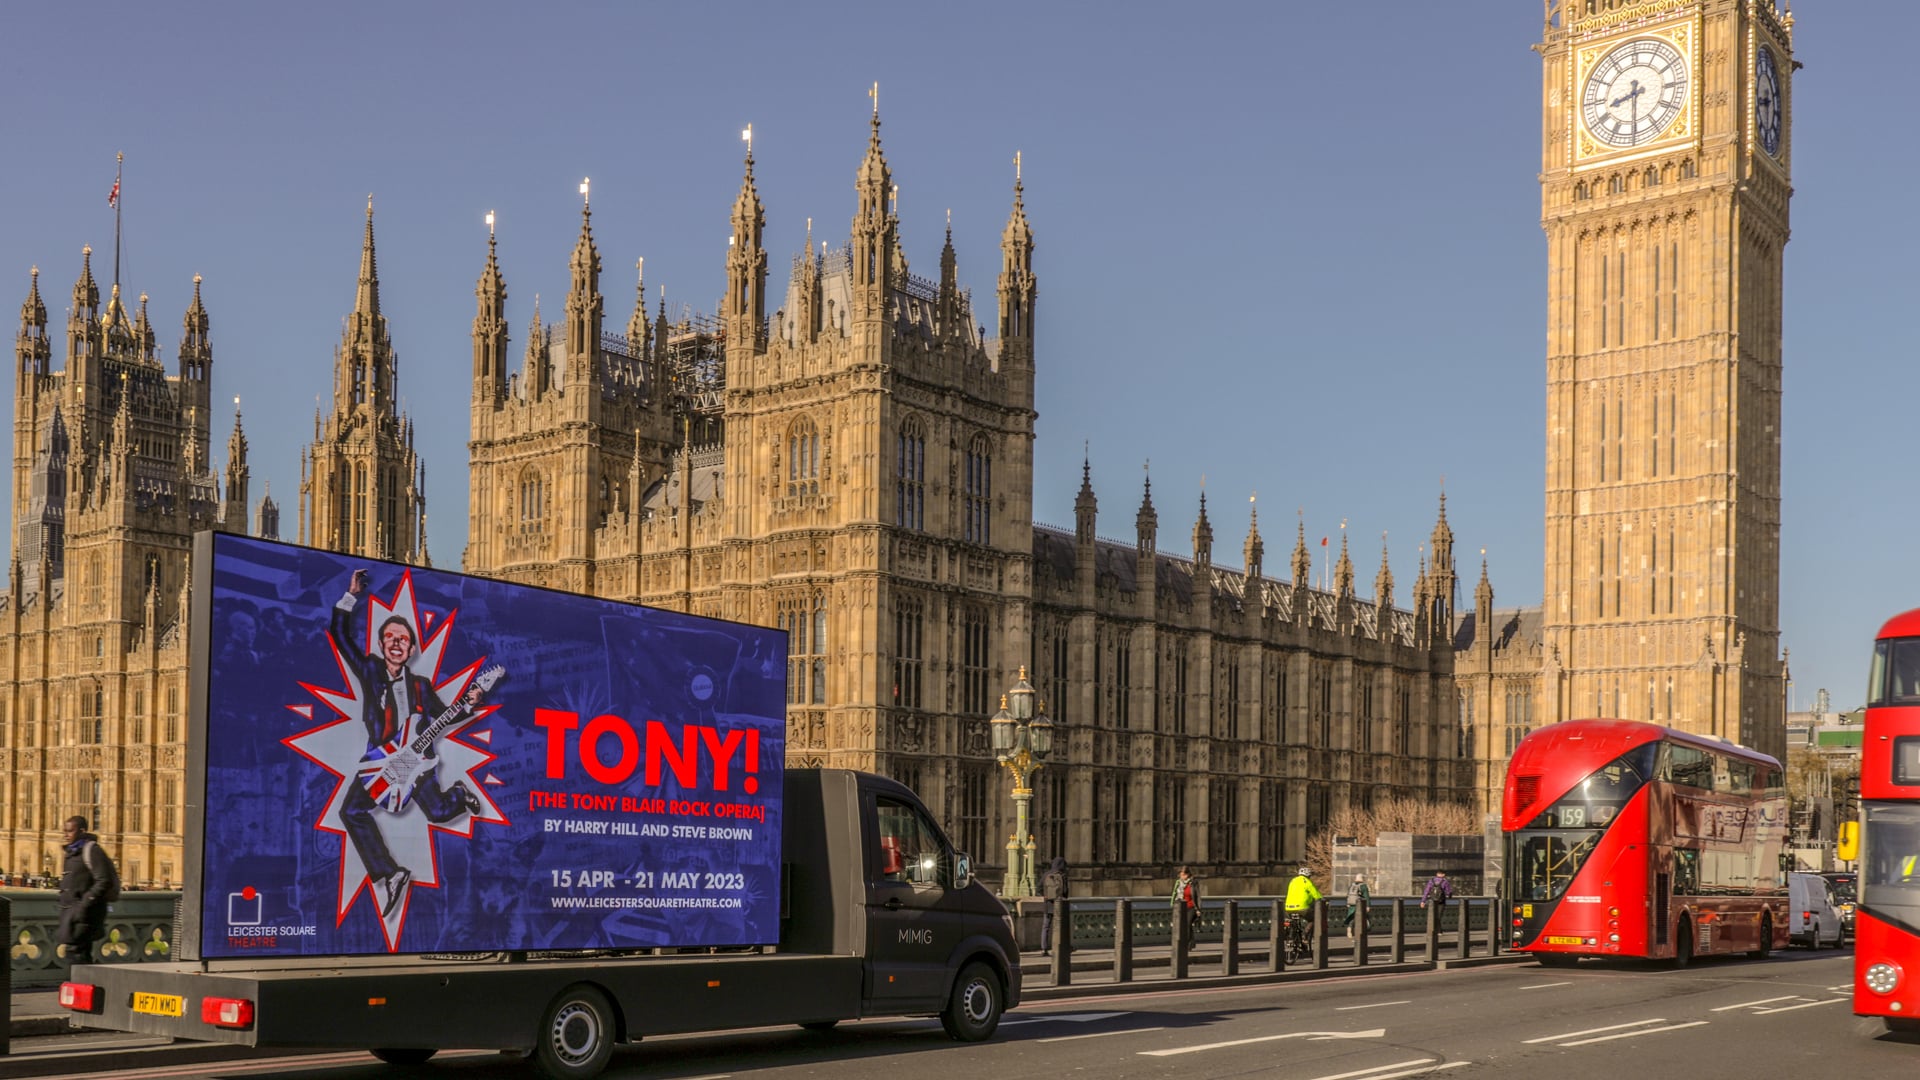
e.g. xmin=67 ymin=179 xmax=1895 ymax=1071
xmin=1755 ymin=915 xmax=1773 ymax=959
xmin=370 ymin=1048 xmax=437 ymax=1065
xmin=940 ymin=962 xmax=1004 ymax=1041
xmin=1673 ymin=918 xmax=1693 ymax=968
xmin=534 ymin=984 xmax=616 ymax=1080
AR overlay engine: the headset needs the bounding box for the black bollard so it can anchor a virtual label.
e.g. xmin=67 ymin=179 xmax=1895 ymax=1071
xmin=1170 ymin=897 xmax=1189 ymax=980
xmin=1050 ymin=898 xmax=1072 ymax=987
xmin=1269 ymin=899 xmax=1286 ymax=972
xmin=1424 ymin=898 xmax=1440 ymax=964
xmin=1312 ymin=898 xmax=1329 ymax=970
xmin=1222 ymin=899 xmax=1240 ymax=976
xmin=1114 ymin=899 xmax=1133 ymax=983
xmin=1356 ymin=894 xmax=1370 ymax=967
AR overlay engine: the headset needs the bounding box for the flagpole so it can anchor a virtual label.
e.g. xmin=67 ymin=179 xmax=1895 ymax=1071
xmin=112 ymin=152 xmax=124 ymax=289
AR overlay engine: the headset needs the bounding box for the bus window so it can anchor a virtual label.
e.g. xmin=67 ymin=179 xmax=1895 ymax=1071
xmin=1869 ymin=637 xmax=1920 ymax=707
xmin=1666 ymin=745 xmax=1713 ymax=789
xmin=1674 ymin=848 xmax=1701 ymax=896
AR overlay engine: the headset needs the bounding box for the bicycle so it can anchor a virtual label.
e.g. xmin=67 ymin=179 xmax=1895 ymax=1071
xmin=1283 ymin=911 xmax=1313 ymax=963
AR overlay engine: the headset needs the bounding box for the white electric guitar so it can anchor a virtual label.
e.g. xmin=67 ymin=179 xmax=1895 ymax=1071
xmin=355 ymin=665 xmax=505 ymax=812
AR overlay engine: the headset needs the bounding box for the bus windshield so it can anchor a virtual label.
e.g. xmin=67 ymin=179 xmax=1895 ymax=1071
xmin=1512 ymin=830 xmax=1603 ymax=901
xmin=1507 ymin=743 xmax=1656 ymax=900
xmin=1863 ymin=802 xmax=1920 ymax=929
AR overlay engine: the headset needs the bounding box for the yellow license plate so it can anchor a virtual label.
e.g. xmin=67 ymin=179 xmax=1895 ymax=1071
xmin=132 ymin=992 xmax=184 ymax=1017
xmin=1545 ymin=935 xmax=1584 ymax=946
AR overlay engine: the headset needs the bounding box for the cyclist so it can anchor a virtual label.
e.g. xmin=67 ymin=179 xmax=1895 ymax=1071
xmin=1284 ymin=866 xmax=1322 ymax=959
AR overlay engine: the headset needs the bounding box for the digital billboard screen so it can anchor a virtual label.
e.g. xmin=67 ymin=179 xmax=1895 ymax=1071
xmin=191 ymin=533 xmax=785 ymax=957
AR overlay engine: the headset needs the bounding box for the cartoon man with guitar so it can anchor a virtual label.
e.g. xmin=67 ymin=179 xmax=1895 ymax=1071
xmin=331 ymin=568 xmax=490 ymax=917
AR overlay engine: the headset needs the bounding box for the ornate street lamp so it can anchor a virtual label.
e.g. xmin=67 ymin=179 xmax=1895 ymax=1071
xmin=992 ymin=666 xmax=1054 ymax=897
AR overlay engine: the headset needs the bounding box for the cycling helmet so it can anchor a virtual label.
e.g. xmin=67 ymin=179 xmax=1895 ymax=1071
xmin=1296 ymin=866 xmax=1311 ymax=875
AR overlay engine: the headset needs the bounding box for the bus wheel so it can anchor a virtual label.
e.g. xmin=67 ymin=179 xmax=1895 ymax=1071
xmin=1673 ymin=918 xmax=1693 ymax=968
xmin=370 ymin=1048 xmax=437 ymax=1065
xmin=940 ymin=962 xmax=1004 ymax=1041
xmin=534 ymin=984 xmax=616 ymax=1080
xmin=1756 ymin=915 xmax=1773 ymax=959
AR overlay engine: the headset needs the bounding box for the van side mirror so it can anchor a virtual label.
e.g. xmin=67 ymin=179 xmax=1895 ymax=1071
xmin=952 ymin=852 xmax=973 ymax=890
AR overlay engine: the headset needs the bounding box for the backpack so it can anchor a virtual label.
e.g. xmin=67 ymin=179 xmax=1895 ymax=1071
xmin=84 ymin=840 xmax=121 ymax=904
xmin=1042 ymin=869 xmax=1066 ymax=901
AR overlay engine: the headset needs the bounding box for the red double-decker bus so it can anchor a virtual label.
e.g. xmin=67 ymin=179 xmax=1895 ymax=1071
xmin=1852 ymin=610 xmax=1920 ymax=1031
xmin=1504 ymin=719 xmax=1789 ymax=965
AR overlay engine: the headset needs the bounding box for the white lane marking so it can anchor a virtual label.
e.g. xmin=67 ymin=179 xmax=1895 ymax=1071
xmin=1038 ymin=1025 xmax=1168 ymax=1043
xmin=1000 ymin=1011 xmax=1131 ymax=1026
xmin=1518 ymin=981 xmax=1573 ymax=989
xmin=1754 ymin=997 xmax=1849 ymax=1014
xmin=1327 ymin=1064 xmax=1471 ymax=1080
xmin=1337 ymin=1000 xmax=1413 ymax=1010
xmin=1561 ymin=1020 xmax=1710 ymax=1046
xmin=1828 ymin=984 xmax=1853 ymax=993
xmin=1141 ymin=1028 xmax=1387 ymax=1056
xmin=1523 ymin=1018 xmax=1668 ymax=1043
xmin=1305 ymin=1059 xmax=1438 ymax=1080
xmin=1712 ymin=995 xmax=1800 ymax=1011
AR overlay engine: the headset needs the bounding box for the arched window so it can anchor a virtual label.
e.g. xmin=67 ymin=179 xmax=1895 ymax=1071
xmin=519 ymin=467 xmax=546 ymax=534
xmin=787 ymin=418 xmax=820 ymax=497
xmin=352 ymin=463 xmax=368 ymax=550
xmin=778 ymin=591 xmax=829 ymax=705
xmin=897 ymin=418 xmax=925 ymax=530
xmin=964 ymin=434 xmax=992 ymax=545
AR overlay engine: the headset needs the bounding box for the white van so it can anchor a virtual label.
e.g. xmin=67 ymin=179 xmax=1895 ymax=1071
xmin=1787 ymin=872 xmax=1845 ymax=949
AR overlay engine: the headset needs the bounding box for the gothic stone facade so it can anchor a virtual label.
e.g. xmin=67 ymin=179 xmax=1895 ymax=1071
xmin=460 ymin=111 xmax=1475 ymax=894
xmin=1 ymin=255 xmax=249 ymax=886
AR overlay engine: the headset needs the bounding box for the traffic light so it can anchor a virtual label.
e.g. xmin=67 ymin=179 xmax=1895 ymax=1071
xmin=1838 ymin=821 xmax=1860 ymax=862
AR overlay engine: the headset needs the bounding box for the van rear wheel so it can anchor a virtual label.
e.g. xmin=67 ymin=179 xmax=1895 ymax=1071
xmin=371 ymin=1048 xmax=437 ymax=1065
xmin=940 ymin=961 xmax=1004 ymax=1041
xmin=534 ymin=984 xmax=616 ymax=1080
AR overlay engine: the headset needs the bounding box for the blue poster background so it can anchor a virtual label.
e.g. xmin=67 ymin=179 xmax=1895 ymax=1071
xmin=198 ymin=534 xmax=786 ymax=958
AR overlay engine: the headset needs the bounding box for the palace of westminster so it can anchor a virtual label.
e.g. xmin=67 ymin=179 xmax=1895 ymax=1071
xmin=1 ymin=1 xmax=1792 ymax=893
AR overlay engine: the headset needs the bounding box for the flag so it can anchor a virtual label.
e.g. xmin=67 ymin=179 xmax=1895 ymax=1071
xmin=1321 ymin=537 xmax=1328 ymax=547
xmin=108 ymin=178 xmax=119 ymax=208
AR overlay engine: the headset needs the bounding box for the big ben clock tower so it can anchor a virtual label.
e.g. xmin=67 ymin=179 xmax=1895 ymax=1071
xmin=1538 ymin=0 xmax=1792 ymax=762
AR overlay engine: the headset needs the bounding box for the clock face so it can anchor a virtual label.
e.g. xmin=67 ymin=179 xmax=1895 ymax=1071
xmin=1755 ymin=46 xmax=1782 ymax=157
xmin=1582 ymin=39 xmax=1689 ymax=150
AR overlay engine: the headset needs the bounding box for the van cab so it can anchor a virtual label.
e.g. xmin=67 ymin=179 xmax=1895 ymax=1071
xmin=1787 ymin=871 xmax=1845 ymax=949
xmin=1820 ymin=871 xmax=1856 ymax=936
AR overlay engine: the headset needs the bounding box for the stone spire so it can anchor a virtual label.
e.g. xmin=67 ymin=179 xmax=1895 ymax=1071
xmin=626 ymin=257 xmax=650 ymax=360
xmin=180 ymin=274 xmax=211 ymax=383
xmin=1074 ymin=453 xmax=1097 ymax=546
xmin=1334 ymin=528 xmax=1354 ymax=599
xmin=473 ymin=213 xmax=509 ymax=402
xmin=1375 ymin=534 xmax=1394 ymax=610
xmin=852 ymin=87 xmax=895 ymax=322
xmin=339 ymin=200 xmax=395 ymax=416
xmin=224 ymin=400 xmax=249 ymax=532
xmin=565 ymin=179 xmax=604 ymax=381
xmin=132 ymin=291 xmax=155 ymax=359
xmin=1429 ymin=489 xmax=1457 ymax=626
xmin=938 ymin=208 xmax=960 ymax=333
xmin=355 ymin=196 xmax=381 ymax=320
xmin=1243 ymin=494 xmax=1265 ymax=581
xmin=727 ymin=130 xmax=768 ymax=356
xmin=1192 ymin=490 xmax=1213 ymax=568
xmin=1135 ymin=462 xmax=1158 ymax=556
xmin=998 ymin=151 xmax=1036 ymax=352
xmin=1291 ymin=512 xmax=1311 ymax=587
xmin=1475 ymin=552 xmax=1494 ymax=640
xmin=526 ymin=294 xmax=552 ymax=398
xmin=17 ymin=267 xmax=49 ymax=378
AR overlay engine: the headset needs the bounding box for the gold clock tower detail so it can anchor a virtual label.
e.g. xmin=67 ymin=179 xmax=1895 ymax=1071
xmin=1538 ymin=0 xmax=1792 ymax=761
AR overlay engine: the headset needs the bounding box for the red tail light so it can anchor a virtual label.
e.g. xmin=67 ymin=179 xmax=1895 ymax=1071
xmin=59 ymin=982 xmax=99 ymax=1012
xmin=201 ymin=996 xmax=255 ymax=1029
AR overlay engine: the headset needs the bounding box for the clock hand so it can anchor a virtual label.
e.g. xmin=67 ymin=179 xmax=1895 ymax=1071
xmin=1610 ymin=80 xmax=1644 ymax=109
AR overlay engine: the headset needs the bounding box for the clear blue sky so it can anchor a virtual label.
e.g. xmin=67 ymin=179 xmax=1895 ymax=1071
xmin=0 ymin=2 xmax=1905 ymax=713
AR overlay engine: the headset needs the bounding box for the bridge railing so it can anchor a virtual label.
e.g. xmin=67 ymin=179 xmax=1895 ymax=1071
xmin=4 ymin=889 xmax=182 ymax=989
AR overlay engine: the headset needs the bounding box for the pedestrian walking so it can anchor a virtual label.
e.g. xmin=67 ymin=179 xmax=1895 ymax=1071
xmin=1344 ymin=873 xmax=1372 ymax=942
xmin=58 ymin=816 xmax=119 ymax=962
xmin=1170 ymin=866 xmax=1199 ymax=954
xmin=1421 ymin=869 xmax=1454 ymax=908
xmin=1040 ymin=856 xmax=1068 ymax=950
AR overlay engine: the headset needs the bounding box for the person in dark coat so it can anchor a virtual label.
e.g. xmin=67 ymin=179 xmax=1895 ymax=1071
xmin=1040 ymin=856 xmax=1069 ymax=950
xmin=57 ymin=816 xmax=115 ymax=960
